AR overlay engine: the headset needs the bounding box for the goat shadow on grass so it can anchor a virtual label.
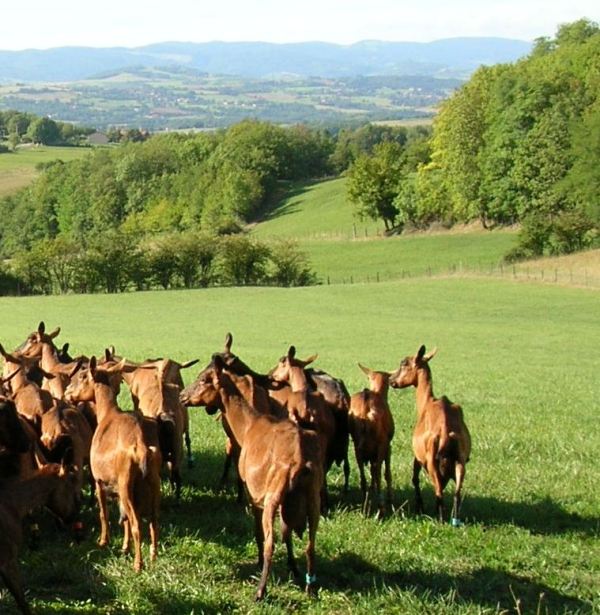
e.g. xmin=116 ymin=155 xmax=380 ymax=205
xmin=323 ymin=552 xmax=592 ymax=614
xmin=456 ymin=493 xmax=599 ymax=538
xmin=330 ymin=480 xmax=414 ymax=518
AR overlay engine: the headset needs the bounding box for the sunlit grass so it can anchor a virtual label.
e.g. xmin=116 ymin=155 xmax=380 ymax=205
xmin=0 ymin=278 xmax=598 ymax=613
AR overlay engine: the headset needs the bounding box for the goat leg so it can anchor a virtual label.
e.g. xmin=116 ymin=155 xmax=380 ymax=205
xmin=358 ymin=460 xmax=369 ymax=515
xmin=342 ymin=455 xmax=350 ymax=493
xmin=412 ymin=458 xmax=424 ymax=514
xmin=384 ymin=449 xmax=393 ymax=509
xmin=184 ymin=429 xmax=193 ymax=468
xmin=305 ymin=488 xmax=320 ymax=598
xmin=1 ymin=563 xmax=32 ymax=615
xmin=95 ymin=482 xmax=110 ymax=547
xmin=252 ymin=506 xmax=264 ymax=569
xmin=451 ymin=461 xmax=466 ymax=524
xmin=255 ymin=501 xmax=277 ymax=601
xmin=282 ymin=525 xmax=301 ymax=583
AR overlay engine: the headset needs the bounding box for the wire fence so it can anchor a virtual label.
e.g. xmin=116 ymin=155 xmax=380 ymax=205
xmin=321 ymin=261 xmax=600 ymax=289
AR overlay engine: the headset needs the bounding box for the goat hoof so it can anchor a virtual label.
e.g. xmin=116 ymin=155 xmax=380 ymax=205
xmin=450 ymin=517 xmax=463 ymax=527
xmin=255 ymin=589 xmax=266 ymax=601
xmin=305 ymin=583 xmax=319 ymax=598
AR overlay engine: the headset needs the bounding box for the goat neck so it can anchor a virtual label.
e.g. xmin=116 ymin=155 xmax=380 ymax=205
xmin=216 ymin=373 xmax=257 ymax=447
xmin=287 ymin=364 xmax=309 ymax=393
xmin=92 ymin=380 xmax=121 ymax=423
xmin=415 ymin=363 xmax=435 ymax=414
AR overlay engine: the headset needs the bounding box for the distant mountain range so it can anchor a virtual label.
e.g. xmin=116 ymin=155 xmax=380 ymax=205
xmin=0 ymin=38 xmax=531 ymax=82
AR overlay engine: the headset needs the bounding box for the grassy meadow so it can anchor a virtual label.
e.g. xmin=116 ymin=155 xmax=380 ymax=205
xmin=254 ymin=178 xmax=519 ymax=282
xmin=0 ymin=145 xmax=90 ymax=197
xmin=0 ymin=277 xmax=598 ymax=614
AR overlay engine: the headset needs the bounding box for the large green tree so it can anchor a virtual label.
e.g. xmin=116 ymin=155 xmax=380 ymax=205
xmin=346 ymin=141 xmax=405 ymax=230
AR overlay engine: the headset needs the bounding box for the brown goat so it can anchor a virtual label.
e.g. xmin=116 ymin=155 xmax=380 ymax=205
xmin=0 ymin=344 xmax=55 ymax=428
xmin=65 ymin=357 xmax=162 ymax=571
xmin=0 ymin=463 xmax=80 ymax=615
xmin=181 ymin=334 xmax=284 ymax=501
xmin=269 ymin=346 xmax=351 ymax=490
xmin=389 ymin=345 xmax=471 ymax=523
xmin=118 ymin=359 xmax=186 ymax=499
xmin=0 ymin=394 xmax=32 ymax=482
xmin=103 ymin=348 xmax=198 ymax=469
xmin=348 ymin=364 xmax=395 ymax=517
xmin=39 ymin=404 xmax=93 ymax=497
xmin=181 ymin=354 xmax=323 ymax=600
xmin=269 ymin=346 xmax=342 ymax=510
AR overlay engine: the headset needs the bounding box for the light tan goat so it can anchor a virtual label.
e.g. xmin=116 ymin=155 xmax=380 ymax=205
xmin=348 ymin=364 xmax=395 ymax=517
xmin=389 ymin=345 xmax=471 ymax=524
xmin=65 ymin=357 xmax=161 ymax=571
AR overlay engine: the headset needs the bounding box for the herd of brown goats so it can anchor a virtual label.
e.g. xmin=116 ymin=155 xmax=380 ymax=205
xmin=0 ymin=322 xmax=471 ymax=612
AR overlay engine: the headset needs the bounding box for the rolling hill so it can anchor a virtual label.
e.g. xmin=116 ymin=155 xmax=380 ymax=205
xmin=0 ymin=38 xmax=531 ymax=82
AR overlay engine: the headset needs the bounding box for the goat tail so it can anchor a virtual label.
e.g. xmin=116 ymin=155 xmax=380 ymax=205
xmin=289 ymin=460 xmax=316 ymax=492
xmin=130 ymin=442 xmax=150 ymax=478
xmin=437 ymin=419 xmax=458 ymax=458
xmin=158 ymin=412 xmax=176 ymax=462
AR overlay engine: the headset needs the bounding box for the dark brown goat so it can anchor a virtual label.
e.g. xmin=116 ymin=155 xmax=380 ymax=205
xmin=389 ymin=345 xmax=471 ymax=523
xmin=181 ymin=354 xmax=323 ymax=600
xmin=348 ymin=364 xmax=395 ymax=517
xmin=0 ymin=393 xmax=31 ymax=482
xmin=0 ymin=463 xmax=80 ymax=615
xmin=65 ymin=357 xmax=162 ymax=571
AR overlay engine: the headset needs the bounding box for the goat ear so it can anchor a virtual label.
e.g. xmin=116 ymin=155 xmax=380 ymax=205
xmin=416 ymin=345 xmax=426 ymax=362
xmin=224 ymin=332 xmax=233 ymax=353
xmin=287 ymin=345 xmax=296 ymax=359
xmin=89 ymin=356 xmax=97 ymax=377
xmin=180 ymin=359 xmax=199 ymax=370
xmin=3 ymin=366 xmax=22 ymax=383
xmin=0 ymin=345 xmax=19 ymax=364
xmin=105 ymin=358 xmax=126 ymax=374
xmin=48 ymin=327 xmax=61 ymax=339
xmin=38 ymin=321 xmax=46 ymax=334
xmin=424 ymin=348 xmax=437 ymax=362
xmin=302 ymin=353 xmax=318 ymax=366
xmin=68 ymin=359 xmax=84 ymax=379
xmin=212 ymin=354 xmax=225 ymax=373
xmin=358 ymin=363 xmax=372 ymax=376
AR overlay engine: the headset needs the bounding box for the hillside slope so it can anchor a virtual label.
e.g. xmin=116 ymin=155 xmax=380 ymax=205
xmin=252 ymin=177 xmax=518 ymax=282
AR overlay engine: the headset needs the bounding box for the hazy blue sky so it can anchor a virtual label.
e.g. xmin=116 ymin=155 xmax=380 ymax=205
xmin=2 ymin=0 xmax=598 ymax=50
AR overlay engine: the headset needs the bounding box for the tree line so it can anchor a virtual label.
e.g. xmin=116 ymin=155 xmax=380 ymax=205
xmin=0 ymin=110 xmax=94 ymax=149
xmin=0 ymin=118 xmax=426 ymax=294
xmin=0 ymin=232 xmax=317 ymax=295
xmin=347 ymin=19 xmax=600 ymax=258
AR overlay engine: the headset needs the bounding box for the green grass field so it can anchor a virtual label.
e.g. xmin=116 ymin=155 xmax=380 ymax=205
xmin=0 ymin=145 xmax=90 ymax=197
xmin=253 ymin=178 xmax=381 ymax=240
xmin=0 ymin=278 xmax=598 ymax=614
